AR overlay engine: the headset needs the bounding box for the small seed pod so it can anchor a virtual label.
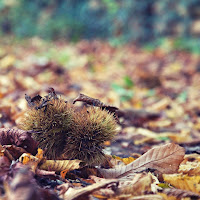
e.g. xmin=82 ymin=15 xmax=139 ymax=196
xmin=62 ymin=106 xmax=117 ymax=166
xmin=19 ymin=98 xmax=75 ymax=159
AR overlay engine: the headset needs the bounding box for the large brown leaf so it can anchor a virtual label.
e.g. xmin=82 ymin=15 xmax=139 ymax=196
xmin=99 ymin=143 xmax=185 ymax=179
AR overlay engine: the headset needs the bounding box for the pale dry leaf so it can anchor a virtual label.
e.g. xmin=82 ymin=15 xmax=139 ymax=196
xmin=179 ymin=161 xmax=200 ymax=175
xmin=62 ymin=179 xmax=118 ymax=200
xmin=57 ymin=182 xmax=71 ymax=196
xmin=99 ymin=143 xmax=185 ymax=179
xmin=118 ymin=172 xmax=153 ymax=196
xmin=35 ymin=169 xmax=56 ymax=176
xmin=39 ymin=159 xmax=81 ymax=172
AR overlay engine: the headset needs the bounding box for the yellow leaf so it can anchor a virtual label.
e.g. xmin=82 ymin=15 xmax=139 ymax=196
xmin=19 ymin=153 xmax=39 ymax=172
xmin=60 ymin=169 xmax=69 ymax=179
xmin=158 ymin=193 xmax=179 ymax=200
xmin=104 ymin=141 xmax=111 ymax=146
xmin=19 ymin=149 xmax=44 ymax=172
xmin=0 ymin=55 xmax=15 ymax=69
xmin=163 ymin=174 xmax=200 ymax=194
xmin=35 ymin=148 xmax=44 ymax=160
xmin=121 ymin=157 xmax=136 ymax=165
xmin=92 ymin=194 xmax=107 ymax=199
xmin=112 ymin=155 xmax=135 ymax=165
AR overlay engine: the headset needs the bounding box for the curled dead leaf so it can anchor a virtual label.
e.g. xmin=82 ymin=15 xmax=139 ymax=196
xmin=73 ymin=93 xmax=118 ymax=114
xmin=0 ymin=128 xmax=38 ymax=154
xmin=19 ymin=148 xmax=44 ymax=172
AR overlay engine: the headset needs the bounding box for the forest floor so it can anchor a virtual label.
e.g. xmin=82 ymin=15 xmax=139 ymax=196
xmin=1 ymin=38 xmax=200 ymax=200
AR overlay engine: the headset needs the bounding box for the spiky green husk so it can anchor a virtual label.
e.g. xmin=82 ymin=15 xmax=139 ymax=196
xmin=19 ymin=98 xmax=74 ymax=159
xmin=19 ymin=96 xmax=117 ymax=165
xmin=62 ymin=107 xmax=117 ymax=165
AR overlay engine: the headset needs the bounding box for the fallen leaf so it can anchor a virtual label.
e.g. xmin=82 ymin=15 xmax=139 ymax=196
xmin=62 ymin=179 xmax=118 ymax=200
xmin=179 ymin=160 xmax=200 ymax=175
xmin=2 ymin=145 xmax=28 ymax=160
xmin=0 ymin=156 xmax=11 ymax=182
xmin=0 ymin=128 xmax=38 ymax=154
xmin=118 ymin=172 xmax=154 ymax=196
xmin=112 ymin=155 xmax=135 ymax=165
xmin=148 ymin=98 xmax=171 ymax=112
xmin=19 ymin=153 xmax=40 ymax=172
xmin=135 ymin=128 xmax=192 ymax=144
xmin=35 ymin=168 xmax=56 ymax=176
xmin=128 ymin=194 xmax=164 ymax=200
xmin=163 ymin=174 xmax=200 ymax=194
xmin=99 ymin=143 xmax=185 ymax=179
xmin=160 ymin=188 xmax=200 ymax=199
xmin=73 ymin=93 xmax=118 ymax=114
xmin=39 ymin=159 xmax=81 ymax=172
xmin=19 ymin=148 xmax=44 ymax=172
xmin=5 ymin=167 xmax=42 ymax=200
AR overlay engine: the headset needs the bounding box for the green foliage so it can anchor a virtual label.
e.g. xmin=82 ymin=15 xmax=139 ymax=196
xmin=123 ymin=76 xmax=134 ymax=89
xmin=111 ymin=83 xmax=134 ymax=102
xmin=0 ymin=0 xmax=199 ymax=49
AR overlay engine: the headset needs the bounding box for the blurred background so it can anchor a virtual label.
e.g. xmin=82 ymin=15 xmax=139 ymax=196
xmin=0 ymin=0 xmax=200 ymax=51
xmin=0 ymin=0 xmax=200 ymax=131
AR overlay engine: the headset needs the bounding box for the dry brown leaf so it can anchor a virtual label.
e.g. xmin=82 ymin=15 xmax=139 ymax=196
xmin=4 ymin=167 xmax=41 ymax=200
xmin=161 ymin=188 xmax=200 ymax=199
xmin=2 ymin=145 xmax=28 ymax=160
xmin=73 ymin=93 xmax=118 ymax=114
xmin=0 ymin=128 xmax=38 ymax=154
xmin=129 ymin=194 xmax=164 ymax=200
xmin=39 ymin=159 xmax=81 ymax=172
xmin=99 ymin=143 xmax=185 ymax=179
xmin=118 ymin=172 xmax=154 ymax=196
xmin=61 ymin=179 xmax=118 ymax=200
xmin=0 ymin=156 xmax=11 ymax=182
